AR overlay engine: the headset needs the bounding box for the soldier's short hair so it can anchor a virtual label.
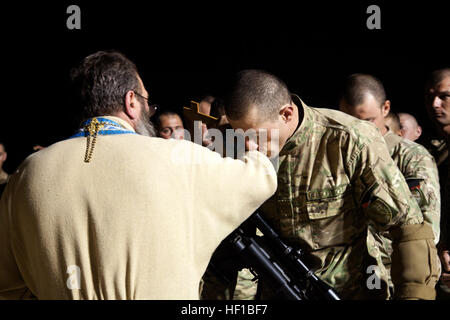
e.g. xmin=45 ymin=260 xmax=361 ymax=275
xmin=386 ymin=112 xmax=401 ymax=132
xmin=154 ymin=111 xmax=183 ymax=131
xmin=426 ymin=68 xmax=450 ymax=90
xmin=341 ymin=73 xmax=387 ymax=107
xmin=70 ymin=50 xmax=142 ymax=119
xmin=225 ymin=69 xmax=291 ymax=121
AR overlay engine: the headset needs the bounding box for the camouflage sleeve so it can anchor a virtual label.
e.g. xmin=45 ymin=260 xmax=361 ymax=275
xmin=401 ymin=147 xmax=441 ymax=244
xmin=346 ymin=124 xmax=439 ymax=299
xmin=232 ymin=268 xmax=258 ymax=300
xmin=346 ymin=125 xmax=424 ymax=230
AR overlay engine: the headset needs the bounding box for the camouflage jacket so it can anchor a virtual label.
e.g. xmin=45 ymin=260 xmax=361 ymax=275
xmin=367 ymin=131 xmax=441 ymax=292
xmin=260 ymin=97 xmax=424 ymax=299
xmin=384 ymin=131 xmax=441 ymax=242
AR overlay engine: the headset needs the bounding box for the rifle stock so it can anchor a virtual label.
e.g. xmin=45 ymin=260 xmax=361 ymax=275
xmin=226 ymin=212 xmax=341 ymax=300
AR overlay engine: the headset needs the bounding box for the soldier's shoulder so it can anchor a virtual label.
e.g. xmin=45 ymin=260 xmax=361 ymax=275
xmin=393 ymin=136 xmax=434 ymax=160
xmin=307 ymin=106 xmax=382 ymax=143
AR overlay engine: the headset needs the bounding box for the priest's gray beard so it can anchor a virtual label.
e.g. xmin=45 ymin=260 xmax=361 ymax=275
xmin=135 ymin=107 xmax=156 ymax=137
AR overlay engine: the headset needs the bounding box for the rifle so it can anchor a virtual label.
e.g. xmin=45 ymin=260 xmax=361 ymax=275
xmin=212 ymin=212 xmax=341 ymax=300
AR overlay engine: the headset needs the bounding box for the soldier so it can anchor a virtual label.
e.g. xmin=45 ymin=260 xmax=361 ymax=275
xmin=0 ymin=142 xmax=8 ymax=186
xmin=339 ymin=74 xmax=440 ymax=240
xmin=385 ymin=112 xmax=401 ymax=136
xmin=0 ymin=52 xmax=277 ymax=299
xmin=155 ymin=111 xmax=185 ymax=140
xmin=339 ymin=74 xmax=441 ymax=295
xmin=222 ymin=69 xmax=439 ymax=300
xmin=0 ymin=142 xmax=9 ymax=197
xmin=398 ymin=113 xmax=422 ymax=142
xmin=424 ymin=68 xmax=450 ymax=298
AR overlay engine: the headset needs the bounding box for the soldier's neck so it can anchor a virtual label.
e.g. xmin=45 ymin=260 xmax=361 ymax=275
xmin=442 ymin=125 xmax=450 ymax=143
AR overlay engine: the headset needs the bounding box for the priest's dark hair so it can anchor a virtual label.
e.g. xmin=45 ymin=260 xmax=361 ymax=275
xmin=70 ymin=50 xmax=142 ymax=119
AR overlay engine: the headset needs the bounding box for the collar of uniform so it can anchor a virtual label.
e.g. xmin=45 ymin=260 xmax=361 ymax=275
xmin=100 ymin=116 xmax=136 ymax=132
xmin=383 ymin=127 xmax=403 ymax=153
xmin=280 ymin=94 xmax=312 ymax=154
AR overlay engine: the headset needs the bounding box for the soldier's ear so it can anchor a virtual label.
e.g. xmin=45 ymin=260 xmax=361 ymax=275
xmin=382 ymin=100 xmax=391 ymax=117
xmin=416 ymin=125 xmax=423 ymax=138
xmin=280 ymin=104 xmax=294 ymax=123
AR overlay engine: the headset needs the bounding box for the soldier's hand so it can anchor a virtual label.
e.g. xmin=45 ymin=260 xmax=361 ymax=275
xmin=245 ymin=136 xmax=259 ymax=152
xmin=201 ymin=123 xmax=214 ymax=147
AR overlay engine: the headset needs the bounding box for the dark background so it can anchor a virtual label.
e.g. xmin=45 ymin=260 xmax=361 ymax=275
xmin=1 ymin=1 xmax=448 ymax=173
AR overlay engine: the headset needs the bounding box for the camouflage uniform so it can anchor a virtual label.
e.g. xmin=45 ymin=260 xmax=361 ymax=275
xmin=201 ymin=97 xmax=439 ymax=300
xmin=258 ymin=96 xmax=438 ymax=300
xmin=383 ymin=131 xmax=440 ymax=242
xmin=232 ymin=268 xmax=258 ymax=300
xmin=369 ymin=131 xmax=441 ymax=294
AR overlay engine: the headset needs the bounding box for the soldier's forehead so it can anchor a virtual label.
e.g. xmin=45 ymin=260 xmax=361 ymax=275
xmin=432 ymin=76 xmax=450 ymax=91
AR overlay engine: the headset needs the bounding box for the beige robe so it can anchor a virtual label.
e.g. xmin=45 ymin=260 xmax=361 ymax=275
xmin=0 ymin=116 xmax=277 ymax=300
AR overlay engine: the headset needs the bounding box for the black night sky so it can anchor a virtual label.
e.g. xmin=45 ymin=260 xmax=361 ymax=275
xmin=1 ymin=1 xmax=449 ymax=173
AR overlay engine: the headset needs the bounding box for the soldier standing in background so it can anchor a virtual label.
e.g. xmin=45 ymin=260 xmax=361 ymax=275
xmin=398 ymin=112 xmax=422 ymax=142
xmin=0 ymin=142 xmax=9 ymax=186
xmin=385 ymin=112 xmax=401 ymax=136
xmin=0 ymin=142 xmax=9 ymax=197
xmin=339 ymin=74 xmax=441 ymax=296
xmin=424 ymin=68 xmax=450 ymax=298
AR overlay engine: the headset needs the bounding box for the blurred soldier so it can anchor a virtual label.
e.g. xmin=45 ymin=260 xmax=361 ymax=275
xmin=424 ymin=68 xmax=450 ymax=297
xmin=155 ymin=111 xmax=185 ymax=140
xmin=0 ymin=142 xmax=9 ymax=197
xmin=0 ymin=142 xmax=8 ymax=186
xmin=198 ymin=95 xmax=216 ymax=116
xmin=219 ymin=69 xmax=439 ymax=300
xmin=385 ymin=112 xmax=401 ymax=136
xmin=0 ymin=52 xmax=277 ymax=300
xmin=340 ymin=73 xmax=441 ymax=295
xmin=398 ymin=112 xmax=422 ymax=142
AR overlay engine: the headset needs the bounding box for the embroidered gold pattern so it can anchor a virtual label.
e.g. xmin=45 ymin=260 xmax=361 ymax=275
xmin=83 ymin=118 xmax=105 ymax=163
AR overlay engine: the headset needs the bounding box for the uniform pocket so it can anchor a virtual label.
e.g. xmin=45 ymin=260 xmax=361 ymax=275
xmin=306 ymin=184 xmax=359 ymax=247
